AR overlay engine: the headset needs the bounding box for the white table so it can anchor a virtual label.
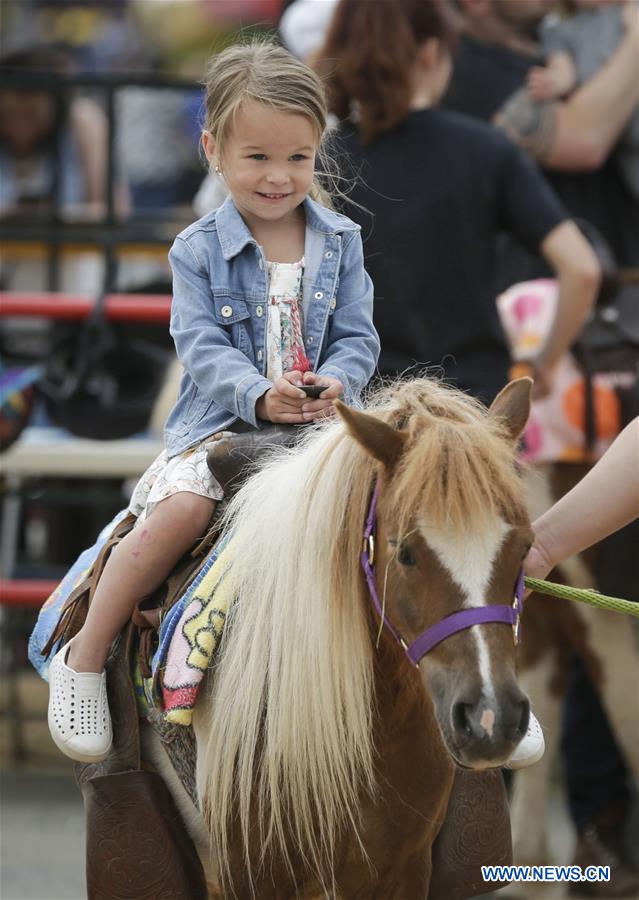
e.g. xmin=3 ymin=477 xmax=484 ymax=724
xmin=1 ymin=428 xmax=163 ymax=576
xmin=1 ymin=427 xmax=163 ymax=478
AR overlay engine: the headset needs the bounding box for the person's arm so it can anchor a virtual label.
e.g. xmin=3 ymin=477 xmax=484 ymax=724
xmin=496 ymin=143 xmax=600 ymax=389
xmin=69 ymin=98 xmax=107 ymax=209
xmin=169 ymin=237 xmax=273 ymax=427
xmin=525 ymin=418 xmax=639 ymax=581
xmin=70 ymin=98 xmax=130 ymax=216
xmin=495 ymin=16 xmax=639 ymax=171
xmin=535 ymin=220 xmax=600 ymax=377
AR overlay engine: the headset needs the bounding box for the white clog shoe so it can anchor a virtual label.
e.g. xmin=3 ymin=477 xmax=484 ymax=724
xmin=47 ymin=641 xmax=112 ymax=763
xmin=506 ymin=711 xmax=545 ymax=769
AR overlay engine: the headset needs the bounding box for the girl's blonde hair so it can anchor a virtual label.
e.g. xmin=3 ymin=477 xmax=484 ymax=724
xmin=203 ymin=41 xmax=333 ymax=207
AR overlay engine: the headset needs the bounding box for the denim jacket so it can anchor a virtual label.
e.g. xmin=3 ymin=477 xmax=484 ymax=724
xmin=164 ymin=195 xmax=379 ymax=456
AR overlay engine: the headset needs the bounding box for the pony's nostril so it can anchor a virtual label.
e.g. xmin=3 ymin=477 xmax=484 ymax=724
xmin=516 ymin=698 xmax=530 ymax=740
xmin=452 ymin=701 xmax=474 ymax=737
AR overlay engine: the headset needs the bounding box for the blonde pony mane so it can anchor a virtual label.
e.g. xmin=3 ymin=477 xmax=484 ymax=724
xmin=196 ymin=379 xmax=526 ymax=891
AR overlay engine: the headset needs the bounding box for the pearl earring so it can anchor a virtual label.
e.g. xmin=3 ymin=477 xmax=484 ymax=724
xmin=214 ymin=163 xmax=221 ymax=176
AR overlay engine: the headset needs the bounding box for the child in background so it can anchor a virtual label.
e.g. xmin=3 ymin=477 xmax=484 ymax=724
xmin=47 ymin=41 xmax=379 ymax=763
xmin=527 ymin=0 xmax=639 ymax=199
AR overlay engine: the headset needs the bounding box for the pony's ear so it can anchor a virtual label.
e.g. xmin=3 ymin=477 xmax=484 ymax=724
xmin=488 ymin=377 xmax=532 ymax=442
xmin=335 ymin=400 xmax=406 ymax=469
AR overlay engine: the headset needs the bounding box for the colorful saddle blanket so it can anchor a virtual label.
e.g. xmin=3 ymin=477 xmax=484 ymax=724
xmin=29 ymin=512 xmax=235 ymax=726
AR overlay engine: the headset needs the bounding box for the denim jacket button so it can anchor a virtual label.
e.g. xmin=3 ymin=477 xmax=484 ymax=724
xmin=314 ymin=291 xmax=323 ymax=300
xmin=257 ymin=349 xmax=263 ymax=361
xmin=256 ymin=306 xmax=264 ymax=317
xmin=325 ymin=251 xmax=333 ymax=259
xmin=306 ymin=336 xmax=314 ymax=345
xmin=221 ymin=305 xmax=232 ymax=317
xmin=330 ymin=298 xmax=337 ymax=310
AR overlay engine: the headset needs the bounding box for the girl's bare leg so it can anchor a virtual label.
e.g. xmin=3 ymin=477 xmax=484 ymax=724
xmin=67 ymin=492 xmax=216 ymax=673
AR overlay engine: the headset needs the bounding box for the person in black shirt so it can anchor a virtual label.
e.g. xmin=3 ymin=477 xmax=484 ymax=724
xmin=316 ymin=0 xmax=598 ymax=403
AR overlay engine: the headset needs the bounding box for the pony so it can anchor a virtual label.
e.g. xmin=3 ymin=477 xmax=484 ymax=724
xmin=144 ymin=377 xmax=535 ymax=898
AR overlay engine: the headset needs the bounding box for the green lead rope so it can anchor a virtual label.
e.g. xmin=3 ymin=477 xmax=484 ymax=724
xmin=524 ymin=577 xmax=639 ymax=618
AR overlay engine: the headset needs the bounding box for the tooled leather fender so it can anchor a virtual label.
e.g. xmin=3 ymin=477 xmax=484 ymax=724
xmin=429 ymin=767 xmax=512 ymax=899
xmin=74 ymin=625 xmax=208 ymax=900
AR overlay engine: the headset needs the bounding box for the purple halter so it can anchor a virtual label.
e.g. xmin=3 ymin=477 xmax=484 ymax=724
xmin=360 ymin=483 xmax=525 ymax=666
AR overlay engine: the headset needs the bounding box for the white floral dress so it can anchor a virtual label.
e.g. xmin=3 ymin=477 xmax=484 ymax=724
xmin=128 ymin=258 xmax=306 ymax=523
xmin=265 ymin=258 xmax=307 ymax=379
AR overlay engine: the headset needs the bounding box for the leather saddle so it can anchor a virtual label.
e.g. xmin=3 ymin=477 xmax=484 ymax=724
xmin=51 ymin=426 xmax=512 ymax=899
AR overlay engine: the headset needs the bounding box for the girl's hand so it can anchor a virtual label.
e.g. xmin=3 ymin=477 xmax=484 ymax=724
xmin=256 ymin=371 xmax=307 ymax=423
xmin=300 ymin=372 xmax=344 ymax=421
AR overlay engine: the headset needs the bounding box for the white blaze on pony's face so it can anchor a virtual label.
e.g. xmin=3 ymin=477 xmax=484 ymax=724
xmin=418 ymin=515 xmax=511 ymax=705
xmin=420 ymin=517 xmax=511 ymax=610
xmin=378 ymin=506 xmax=532 ymax=769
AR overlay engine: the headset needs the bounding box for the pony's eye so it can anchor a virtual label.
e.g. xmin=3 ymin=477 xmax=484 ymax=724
xmin=397 ymin=540 xmax=416 ymax=567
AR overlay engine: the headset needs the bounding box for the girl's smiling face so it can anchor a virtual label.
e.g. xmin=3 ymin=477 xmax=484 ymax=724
xmin=204 ymin=99 xmax=318 ymax=231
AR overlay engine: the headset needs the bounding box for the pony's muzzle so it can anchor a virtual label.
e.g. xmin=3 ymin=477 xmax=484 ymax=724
xmin=450 ymin=690 xmax=529 ymax=767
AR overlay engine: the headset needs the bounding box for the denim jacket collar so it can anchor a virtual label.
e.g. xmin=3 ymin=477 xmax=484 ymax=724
xmin=216 ymin=195 xmax=358 ymax=261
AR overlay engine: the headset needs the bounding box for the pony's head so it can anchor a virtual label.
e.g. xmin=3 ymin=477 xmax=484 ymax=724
xmin=338 ymin=377 xmax=533 ymax=768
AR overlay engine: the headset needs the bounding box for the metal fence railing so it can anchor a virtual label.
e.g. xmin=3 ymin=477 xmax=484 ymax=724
xmin=0 ymin=70 xmax=202 ymax=292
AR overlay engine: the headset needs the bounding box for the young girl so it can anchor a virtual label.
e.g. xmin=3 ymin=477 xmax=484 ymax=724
xmin=47 ymin=41 xmax=380 ymax=762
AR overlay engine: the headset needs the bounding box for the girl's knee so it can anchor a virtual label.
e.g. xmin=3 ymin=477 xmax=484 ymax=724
xmin=154 ymin=492 xmax=216 ymax=533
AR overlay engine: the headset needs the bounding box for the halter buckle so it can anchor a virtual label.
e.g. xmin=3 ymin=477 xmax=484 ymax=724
xmin=363 ymin=533 xmax=375 ymax=566
xmin=512 ymin=593 xmax=521 ymax=644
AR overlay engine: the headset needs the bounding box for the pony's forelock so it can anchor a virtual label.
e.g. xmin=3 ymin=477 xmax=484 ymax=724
xmin=389 ymin=389 xmax=527 ymax=539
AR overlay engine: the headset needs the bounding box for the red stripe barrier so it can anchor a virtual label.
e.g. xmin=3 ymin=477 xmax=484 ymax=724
xmin=0 ymin=291 xmax=172 ymax=323
xmin=0 ymin=578 xmax=59 ymax=608
xmin=0 ymin=291 xmax=171 ymax=610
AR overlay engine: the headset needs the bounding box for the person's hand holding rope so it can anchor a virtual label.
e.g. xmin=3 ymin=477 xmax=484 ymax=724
xmin=523 ymin=418 xmax=639 ymax=613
